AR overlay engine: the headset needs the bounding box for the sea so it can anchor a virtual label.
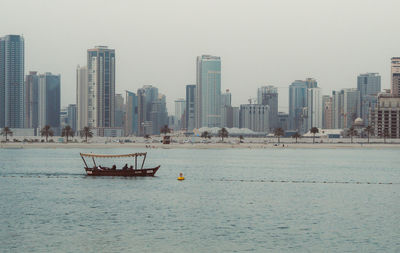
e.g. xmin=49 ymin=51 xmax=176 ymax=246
xmin=0 ymin=147 xmax=399 ymax=252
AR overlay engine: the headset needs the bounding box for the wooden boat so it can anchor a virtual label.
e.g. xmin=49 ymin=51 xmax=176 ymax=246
xmin=80 ymin=152 xmax=160 ymax=177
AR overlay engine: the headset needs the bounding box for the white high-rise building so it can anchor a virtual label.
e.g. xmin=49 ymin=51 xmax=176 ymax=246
xmin=87 ymin=46 xmax=115 ymax=128
xmin=306 ymin=87 xmax=323 ymax=129
xmin=195 ymin=55 xmax=221 ymax=128
xmin=391 ymin=57 xmax=400 ymax=97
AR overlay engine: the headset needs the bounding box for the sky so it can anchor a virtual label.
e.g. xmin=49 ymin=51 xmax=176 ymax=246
xmin=1 ymin=0 xmax=399 ymax=113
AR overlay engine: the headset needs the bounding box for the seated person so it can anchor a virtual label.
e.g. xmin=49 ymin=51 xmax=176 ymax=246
xmin=122 ymin=163 xmax=128 ymax=170
xmin=112 ymin=165 xmax=116 ymax=170
xmin=129 ymin=165 xmax=134 ymax=170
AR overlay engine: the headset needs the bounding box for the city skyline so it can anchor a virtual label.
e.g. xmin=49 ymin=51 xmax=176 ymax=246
xmin=2 ymin=0 xmax=399 ymax=113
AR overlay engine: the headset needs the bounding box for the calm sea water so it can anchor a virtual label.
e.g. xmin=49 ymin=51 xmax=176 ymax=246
xmin=0 ymin=147 xmax=399 ymax=252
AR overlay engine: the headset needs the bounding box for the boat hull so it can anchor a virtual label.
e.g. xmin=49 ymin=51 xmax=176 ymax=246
xmin=85 ymin=166 xmax=160 ymax=177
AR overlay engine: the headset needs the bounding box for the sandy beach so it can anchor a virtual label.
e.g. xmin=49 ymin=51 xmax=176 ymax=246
xmin=2 ymin=141 xmax=400 ymax=149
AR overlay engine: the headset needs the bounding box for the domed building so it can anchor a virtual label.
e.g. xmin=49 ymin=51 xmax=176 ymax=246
xmin=354 ymin=117 xmax=364 ymax=127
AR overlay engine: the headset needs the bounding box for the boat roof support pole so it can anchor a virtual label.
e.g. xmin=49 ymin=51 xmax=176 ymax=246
xmin=92 ymin=157 xmax=97 ymax=167
xmin=141 ymin=154 xmax=146 ymax=169
xmin=81 ymin=156 xmax=89 ymax=168
xmin=135 ymin=156 xmax=137 ymax=170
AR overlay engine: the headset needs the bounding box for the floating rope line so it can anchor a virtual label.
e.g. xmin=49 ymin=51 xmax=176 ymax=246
xmin=211 ymin=179 xmax=398 ymax=185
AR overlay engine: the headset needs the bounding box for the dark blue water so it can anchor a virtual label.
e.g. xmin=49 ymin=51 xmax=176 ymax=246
xmin=1 ymin=148 xmax=399 ymax=252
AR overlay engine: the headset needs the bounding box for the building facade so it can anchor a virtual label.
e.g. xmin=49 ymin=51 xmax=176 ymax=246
xmin=257 ymin=85 xmax=278 ymax=130
xmin=306 ymin=87 xmax=323 ymax=130
xmin=239 ymin=104 xmax=269 ymax=133
xmin=87 ymin=46 xmax=115 ymax=128
xmin=357 ymin=73 xmax=381 ymax=126
xmin=67 ymin=104 xmax=77 ymax=132
xmin=38 ymin=73 xmax=61 ymax=130
xmin=125 ymin=91 xmax=138 ymax=136
xmin=195 ymin=55 xmax=221 ymax=128
xmin=370 ymin=96 xmax=400 ymax=138
xmin=76 ymin=65 xmax=88 ymax=131
xmin=0 ymin=35 xmax=25 ymax=128
xmin=174 ymin=98 xmax=186 ymax=130
xmin=332 ymin=88 xmax=360 ymax=129
xmin=115 ymin=94 xmax=124 ymax=128
xmin=25 ymin=71 xmax=39 ymax=129
xmin=391 ymin=57 xmax=400 ymax=97
xmin=289 ymin=80 xmax=308 ymax=131
xmin=185 ymin=84 xmax=196 ymax=131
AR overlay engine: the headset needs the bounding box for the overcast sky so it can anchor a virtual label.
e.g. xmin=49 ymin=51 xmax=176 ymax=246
xmin=1 ymin=0 xmax=399 ymax=113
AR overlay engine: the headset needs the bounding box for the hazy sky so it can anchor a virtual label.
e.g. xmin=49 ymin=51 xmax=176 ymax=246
xmin=1 ymin=0 xmax=399 ymax=113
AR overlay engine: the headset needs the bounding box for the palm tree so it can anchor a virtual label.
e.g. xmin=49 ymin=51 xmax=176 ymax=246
xmin=310 ymin=127 xmax=319 ymax=144
xmin=80 ymin=126 xmax=93 ymax=143
xmin=364 ymin=125 xmax=374 ymax=144
xmin=218 ymin=128 xmax=229 ymax=142
xmin=292 ymin=132 xmax=301 ymax=143
xmin=61 ymin=125 xmax=74 ymax=143
xmin=201 ymin=131 xmax=211 ymax=140
xmin=382 ymin=129 xmax=390 ymax=144
xmin=274 ymin=128 xmax=284 ymax=144
xmin=347 ymin=126 xmax=358 ymax=144
xmin=0 ymin=127 xmax=11 ymax=142
xmin=160 ymin=125 xmax=171 ymax=135
xmin=1 ymin=127 xmax=13 ymax=142
xmin=40 ymin=125 xmax=54 ymax=142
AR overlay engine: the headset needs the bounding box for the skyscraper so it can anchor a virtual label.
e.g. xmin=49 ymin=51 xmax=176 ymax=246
xmin=76 ymin=65 xmax=88 ymax=131
xmin=0 ymin=35 xmax=24 ymax=128
xmin=67 ymin=104 xmax=77 ymax=132
xmin=257 ymin=85 xmax=278 ymax=130
xmin=331 ymin=89 xmax=360 ymax=129
xmin=25 ymin=71 xmax=39 ymax=129
xmin=38 ymin=73 xmax=61 ymax=130
xmin=357 ymin=73 xmax=381 ymax=125
xmin=87 ymin=46 xmax=115 ymax=128
xmin=115 ymin=94 xmax=124 ymax=128
xmin=322 ymin=95 xmax=332 ymax=129
xmin=306 ymin=87 xmax=323 ymax=129
xmin=125 ymin=91 xmax=138 ymax=136
xmin=195 ymin=55 xmax=221 ymax=128
xmin=289 ymin=80 xmax=307 ymax=131
xmin=221 ymin=89 xmax=232 ymax=128
xmin=391 ymin=57 xmax=400 ymax=97
xmin=174 ymin=98 xmax=186 ymax=130
xmin=185 ymin=84 xmax=196 ymax=131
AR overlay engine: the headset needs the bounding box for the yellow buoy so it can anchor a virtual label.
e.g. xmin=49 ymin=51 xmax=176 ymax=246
xmin=177 ymin=173 xmax=185 ymax=181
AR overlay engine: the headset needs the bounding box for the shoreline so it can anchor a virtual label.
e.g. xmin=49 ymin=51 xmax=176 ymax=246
xmin=1 ymin=142 xmax=400 ymax=149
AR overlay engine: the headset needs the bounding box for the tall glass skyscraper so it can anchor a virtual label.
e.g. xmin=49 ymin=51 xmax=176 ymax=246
xmin=195 ymin=55 xmax=221 ymax=128
xmin=185 ymin=84 xmax=196 ymax=131
xmin=38 ymin=73 xmax=61 ymax=130
xmin=125 ymin=91 xmax=138 ymax=136
xmin=289 ymin=80 xmax=308 ymax=131
xmin=0 ymin=35 xmax=24 ymax=128
xmin=87 ymin=46 xmax=115 ymax=128
xmin=357 ymin=73 xmax=381 ymax=126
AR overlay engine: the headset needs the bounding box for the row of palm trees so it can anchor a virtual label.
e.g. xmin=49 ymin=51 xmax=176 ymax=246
xmin=1 ymin=125 xmax=94 ymax=143
xmin=273 ymin=125 xmax=388 ymax=144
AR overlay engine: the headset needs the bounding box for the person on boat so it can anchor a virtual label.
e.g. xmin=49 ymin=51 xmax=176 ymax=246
xmin=122 ymin=163 xmax=128 ymax=170
xmin=97 ymin=166 xmax=102 ymax=170
xmin=112 ymin=165 xmax=116 ymax=170
xmin=129 ymin=165 xmax=134 ymax=170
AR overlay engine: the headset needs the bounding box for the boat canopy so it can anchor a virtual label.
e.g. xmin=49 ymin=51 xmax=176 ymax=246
xmin=80 ymin=152 xmax=147 ymax=158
